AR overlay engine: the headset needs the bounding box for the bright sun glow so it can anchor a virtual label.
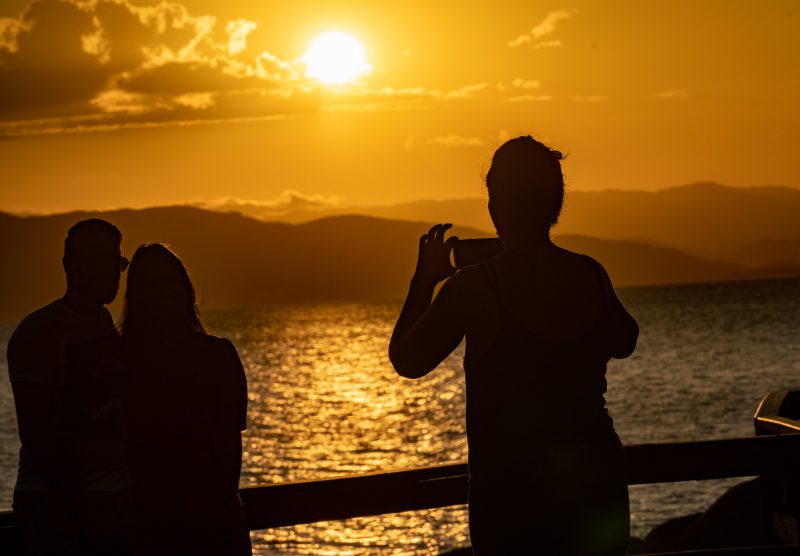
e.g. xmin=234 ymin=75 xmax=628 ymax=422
xmin=302 ymin=31 xmax=372 ymax=85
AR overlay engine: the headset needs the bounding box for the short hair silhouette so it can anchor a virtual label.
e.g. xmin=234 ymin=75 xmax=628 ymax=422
xmin=485 ymin=135 xmax=565 ymax=231
xmin=120 ymin=243 xmax=204 ymax=337
xmin=64 ymin=218 xmax=122 ymax=260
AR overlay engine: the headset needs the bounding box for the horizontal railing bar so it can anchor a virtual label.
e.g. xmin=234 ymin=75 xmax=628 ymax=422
xmin=239 ymin=462 xmax=468 ymax=529
xmin=239 ymin=433 xmax=800 ymax=529
xmin=444 ymin=546 xmax=800 ymax=556
xmin=755 ymin=416 xmax=800 ymax=434
xmin=2 ymin=434 xmax=799 ymax=532
xmin=625 ymin=433 xmax=800 ymax=484
xmin=637 ymin=547 xmax=800 ymax=556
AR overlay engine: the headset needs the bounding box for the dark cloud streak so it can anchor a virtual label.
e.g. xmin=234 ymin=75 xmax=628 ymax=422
xmin=0 ymin=0 xmax=493 ymax=138
xmin=0 ymin=0 xmax=108 ymax=120
xmin=0 ymin=0 xmax=307 ymax=135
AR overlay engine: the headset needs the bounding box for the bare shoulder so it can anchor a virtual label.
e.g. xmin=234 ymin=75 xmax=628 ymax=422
xmin=11 ymin=303 xmax=58 ymax=340
xmin=192 ymin=332 xmax=240 ymax=362
xmin=553 ymin=247 xmax=608 ymax=284
xmin=440 ymin=264 xmax=495 ymax=324
xmin=570 ymin=251 xmax=608 ymax=275
xmin=7 ymin=303 xmax=59 ymax=363
xmin=439 ymin=265 xmax=491 ymax=302
xmin=447 ymin=264 xmax=485 ymax=289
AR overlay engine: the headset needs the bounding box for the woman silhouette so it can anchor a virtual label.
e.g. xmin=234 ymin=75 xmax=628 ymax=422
xmin=390 ymin=136 xmax=638 ymax=554
xmin=120 ymin=244 xmax=250 ymax=555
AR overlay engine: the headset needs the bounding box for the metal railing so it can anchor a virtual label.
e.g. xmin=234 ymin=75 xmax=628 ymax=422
xmin=2 ymin=391 xmax=800 ymax=554
xmin=237 ymin=433 xmax=800 ymax=531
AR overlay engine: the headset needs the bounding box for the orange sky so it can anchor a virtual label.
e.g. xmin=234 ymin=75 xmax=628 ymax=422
xmin=0 ymin=0 xmax=798 ymax=213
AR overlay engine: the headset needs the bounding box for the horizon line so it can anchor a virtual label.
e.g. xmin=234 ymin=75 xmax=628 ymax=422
xmin=3 ymin=181 xmax=800 ymax=218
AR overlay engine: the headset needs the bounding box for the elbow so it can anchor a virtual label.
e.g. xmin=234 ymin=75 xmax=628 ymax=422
xmin=17 ymin=428 xmax=34 ymax=450
xmin=611 ymin=339 xmax=637 ymax=359
xmin=393 ymin=364 xmax=427 ymax=380
xmin=16 ymin=418 xmax=46 ymax=451
xmin=611 ymin=322 xmax=639 ymax=359
xmin=388 ymin=346 xmax=426 ymax=379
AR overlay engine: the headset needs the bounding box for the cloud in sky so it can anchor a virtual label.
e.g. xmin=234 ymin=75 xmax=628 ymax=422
xmin=0 ymin=15 xmax=29 ymax=52
xmin=320 ymin=82 xmax=490 ymax=115
xmin=508 ymin=9 xmax=577 ymax=48
xmin=201 ymin=190 xmax=338 ymax=211
xmin=654 ymin=89 xmax=689 ymax=99
xmin=432 ymin=134 xmax=485 ymax=147
xmin=531 ymin=40 xmax=563 ymax=50
xmin=264 ymin=190 xmax=339 ymax=210
xmin=226 ymin=19 xmax=257 ymax=55
xmin=572 ymin=95 xmax=607 ymax=102
xmin=512 ymin=78 xmax=540 ymax=89
xmin=0 ymin=0 xmax=305 ymax=133
xmin=506 ymin=94 xmax=553 ymax=102
xmin=443 ymin=82 xmax=488 ymax=99
xmin=0 ymin=0 xmax=487 ymax=138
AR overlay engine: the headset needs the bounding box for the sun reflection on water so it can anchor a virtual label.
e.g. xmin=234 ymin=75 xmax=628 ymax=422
xmin=206 ymin=303 xmax=469 ymax=554
xmin=2 ymin=281 xmax=798 ymax=554
xmin=200 ymin=280 xmax=800 ymax=554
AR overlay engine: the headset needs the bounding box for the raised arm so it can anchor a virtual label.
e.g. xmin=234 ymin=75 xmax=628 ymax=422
xmin=389 ymin=224 xmax=466 ymax=378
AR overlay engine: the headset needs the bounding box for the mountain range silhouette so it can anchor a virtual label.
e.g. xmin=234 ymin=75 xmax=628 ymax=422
xmin=198 ymin=182 xmax=800 ymax=265
xmin=3 ymin=184 xmax=799 ymax=319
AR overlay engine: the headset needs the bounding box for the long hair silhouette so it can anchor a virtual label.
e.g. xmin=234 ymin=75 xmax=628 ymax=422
xmin=119 ymin=243 xmax=204 ymax=338
xmin=120 ymin=242 xmax=251 ymax=555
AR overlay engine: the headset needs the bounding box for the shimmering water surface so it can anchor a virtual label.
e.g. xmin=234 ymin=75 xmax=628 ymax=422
xmin=2 ymin=278 xmax=799 ymax=554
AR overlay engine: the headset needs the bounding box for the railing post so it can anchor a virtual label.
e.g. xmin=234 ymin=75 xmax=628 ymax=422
xmin=754 ymin=390 xmax=800 ymax=545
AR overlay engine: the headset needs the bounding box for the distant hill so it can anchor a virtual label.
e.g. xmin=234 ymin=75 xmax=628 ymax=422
xmin=725 ymin=238 xmax=800 ymax=269
xmin=558 ymin=183 xmax=800 ymax=257
xmin=554 ymin=235 xmax=750 ymax=287
xmin=0 ymin=207 xmax=783 ymax=320
xmin=212 ymin=183 xmax=800 ymax=268
xmin=0 ymin=209 xmax=490 ymax=319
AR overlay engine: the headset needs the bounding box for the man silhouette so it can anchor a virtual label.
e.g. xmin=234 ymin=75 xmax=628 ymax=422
xmin=7 ymin=219 xmax=132 ymax=555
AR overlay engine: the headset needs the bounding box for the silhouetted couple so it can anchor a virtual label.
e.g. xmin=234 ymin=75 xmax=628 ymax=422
xmin=390 ymin=136 xmax=639 ymax=554
xmin=7 ymin=221 xmax=250 ymax=555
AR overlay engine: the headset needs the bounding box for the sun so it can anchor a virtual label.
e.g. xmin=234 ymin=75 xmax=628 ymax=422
xmin=302 ymin=31 xmax=372 ymax=85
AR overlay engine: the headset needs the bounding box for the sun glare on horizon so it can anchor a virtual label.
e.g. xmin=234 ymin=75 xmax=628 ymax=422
xmin=302 ymin=31 xmax=372 ymax=85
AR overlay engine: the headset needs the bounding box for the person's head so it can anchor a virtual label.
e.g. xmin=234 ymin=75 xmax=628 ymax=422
xmin=485 ymin=135 xmax=565 ymax=243
xmin=120 ymin=243 xmax=204 ymax=338
xmin=63 ymin=219 xmax=126 ymax=305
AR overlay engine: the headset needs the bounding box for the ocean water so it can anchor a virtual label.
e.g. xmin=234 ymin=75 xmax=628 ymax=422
xmin=1 ymin=277 xmax=799 ymax=554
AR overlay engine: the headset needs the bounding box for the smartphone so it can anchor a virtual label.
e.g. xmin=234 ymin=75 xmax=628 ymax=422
xmin=451 ymin=238 xmax=504 ymax=269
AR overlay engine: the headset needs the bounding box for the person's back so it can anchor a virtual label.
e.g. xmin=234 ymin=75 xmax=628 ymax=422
xmin=488 ymin=246 xmax=605 ymax=339
xmin=390 ymin=136 xmax=638 ymax=554
xmin=7 ymin=219 xmax=132 ymax=555
xmin=466 ymin=253 xmax=608 ymax=421
xmin=462 ymin=250 xmax=629 ymax=554
xmin=9 ymin=300 xmax=122 ymax=484
xmin=119 ymin=243 xmax=250 ymax=556
xmin=125 ymin=331 xmax=246 ymax=516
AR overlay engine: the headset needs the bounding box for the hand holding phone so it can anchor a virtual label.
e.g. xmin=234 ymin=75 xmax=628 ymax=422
xmin=415 ymin=223 xmax=459 ymax=284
